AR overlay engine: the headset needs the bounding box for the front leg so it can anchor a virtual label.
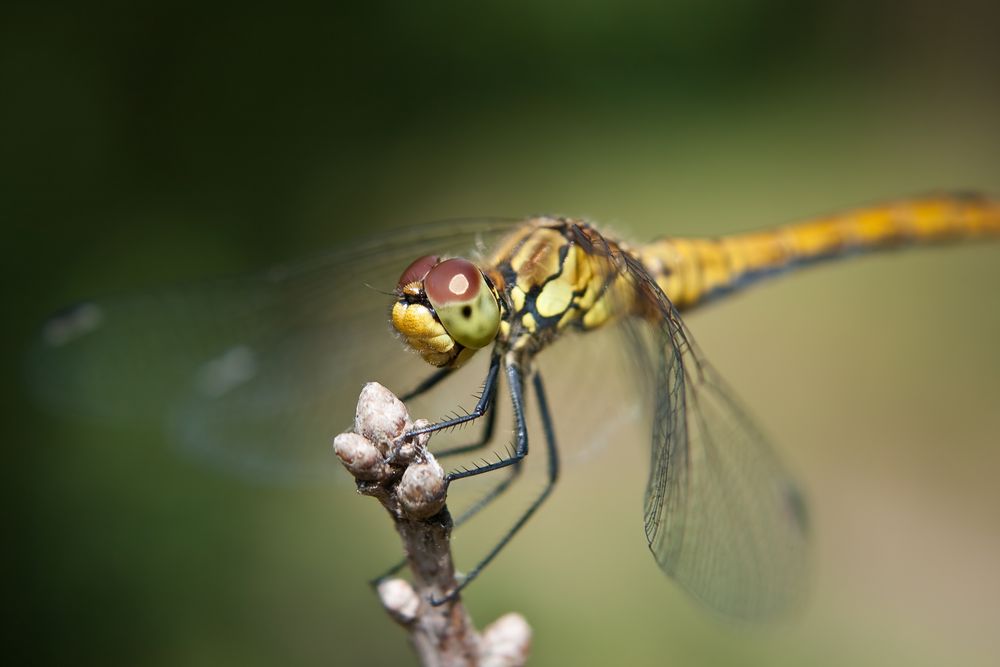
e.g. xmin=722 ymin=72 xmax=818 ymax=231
xmin=445 ymin=360 xmax=528 ymax=483
xmin=404 ymin=353 xmax=501 ymax=440
xmin=431 ymin=362 xmax=557 ymax=605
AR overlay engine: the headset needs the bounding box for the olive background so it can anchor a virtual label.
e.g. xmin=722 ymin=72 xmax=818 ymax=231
xmin=5 ymin=2 xmax=1000 ymax=665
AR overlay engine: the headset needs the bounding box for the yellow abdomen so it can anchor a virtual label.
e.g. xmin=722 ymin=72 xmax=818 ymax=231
xmin=639 ymin=194 xmax=1000 ymax=310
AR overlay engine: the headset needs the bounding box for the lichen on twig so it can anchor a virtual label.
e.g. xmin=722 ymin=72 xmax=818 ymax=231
xmin=333 ymin=382 xmax=531 ymax=667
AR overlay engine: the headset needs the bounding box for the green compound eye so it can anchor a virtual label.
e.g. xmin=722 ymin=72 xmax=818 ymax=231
xmin=424 ymin=258 xmax=500 ymax=349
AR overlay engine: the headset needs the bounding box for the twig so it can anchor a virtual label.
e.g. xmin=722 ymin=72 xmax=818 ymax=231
xmin=334 ymin=382 xmax=532 ymax=667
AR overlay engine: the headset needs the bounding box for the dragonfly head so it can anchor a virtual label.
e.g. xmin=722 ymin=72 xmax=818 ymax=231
xmin=392 ymin=255 xmax=502 ymax=368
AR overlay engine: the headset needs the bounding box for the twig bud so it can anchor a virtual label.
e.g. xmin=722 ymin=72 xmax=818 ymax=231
xmin=355 ymin=382 xmax=408 ymax=453
xmin=377 ymin=578 xmax=420 ymax=625
xmin=398 ymin=456 xmax=447 ymax=519
xmin=333 ymin=432 xmax=392 ymax=481
xmin=480 ymin=613 xmax=532 ymax=667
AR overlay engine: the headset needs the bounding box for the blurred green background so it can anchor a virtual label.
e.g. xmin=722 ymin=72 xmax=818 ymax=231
xmin=5 ymin=1 xmax=1000 ymax=665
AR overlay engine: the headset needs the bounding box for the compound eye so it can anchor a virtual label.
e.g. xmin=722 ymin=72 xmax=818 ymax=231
xmin=397 ymin=255 xmax=439 ymax=290
xmin=424 ymin=258 xmax=500 ymax=350
xmin=424 ymin=258 xmax=481 ymax=304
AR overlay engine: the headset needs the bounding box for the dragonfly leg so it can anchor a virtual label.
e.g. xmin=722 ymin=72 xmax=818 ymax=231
xmin=432 ymin=391 xmax=497 ymax=459
xmin=445 ymin=361 xmax=526 ymax=482
xmin=405 ymin=354 xmax=501 ymax=439
xmin=430 ymin=369 xmax=560 ymax=605
xmin=367 ymin=457 xmax=522 ymax=587
xmin=369 ymin=358 xmax=506 ymax=586
xmin=399 ymin=357 xmax=499 ymax=458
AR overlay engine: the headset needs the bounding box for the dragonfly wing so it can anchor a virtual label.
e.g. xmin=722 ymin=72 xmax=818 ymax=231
xmin=28 ymin=219 xmax=518 ymax=481
xmin=622 ymin=263 xmax=810 ymax=619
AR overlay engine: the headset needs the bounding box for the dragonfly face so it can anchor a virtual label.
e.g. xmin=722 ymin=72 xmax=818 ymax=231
xmin=392 ymin=255 xmax=503 ymax=368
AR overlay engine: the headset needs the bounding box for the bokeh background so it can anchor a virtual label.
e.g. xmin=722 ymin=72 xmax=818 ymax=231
xmin=6 ymin=2 xmax=1000 ymax=665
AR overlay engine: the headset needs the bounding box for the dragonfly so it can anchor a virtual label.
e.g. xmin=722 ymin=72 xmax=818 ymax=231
xmin=30 ymin=193 xmax=1000 ymax=619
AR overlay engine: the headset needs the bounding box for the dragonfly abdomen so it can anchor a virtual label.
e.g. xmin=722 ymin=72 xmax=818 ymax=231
xmin=639 ymin=193 xmax=1000 ymax=310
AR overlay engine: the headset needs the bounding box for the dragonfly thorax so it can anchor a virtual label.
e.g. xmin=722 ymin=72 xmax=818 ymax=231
xmin=391 ymin=255 xmax=503 ymax=368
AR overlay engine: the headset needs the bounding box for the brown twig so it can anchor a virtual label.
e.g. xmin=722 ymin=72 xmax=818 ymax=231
xmin=334 ymin=382 xmax=531 ymax=667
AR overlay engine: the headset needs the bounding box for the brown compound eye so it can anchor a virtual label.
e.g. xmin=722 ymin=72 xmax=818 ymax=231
xmin=397 ymin=255 xmax=439 ymax=290
xmin=424 ymin=258 xmax=481 ymax=304
xmin=423 ymin=258 xmax=500 ymax=350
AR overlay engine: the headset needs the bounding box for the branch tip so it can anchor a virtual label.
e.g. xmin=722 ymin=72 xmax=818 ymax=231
xmin=335 ymin=381 xmax=530 ymax=666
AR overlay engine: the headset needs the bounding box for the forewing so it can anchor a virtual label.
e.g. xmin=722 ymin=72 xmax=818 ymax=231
xmin=622 ymin=256 xmax=809 ymax=619
xmin=28 ymin=219 xmax=517 ymax=481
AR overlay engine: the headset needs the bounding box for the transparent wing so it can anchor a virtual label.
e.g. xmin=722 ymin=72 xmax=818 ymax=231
xmin=619 ymin=253 xmax=809 ymax=619
xmin=28 ymin=219 xmax=518 ymax=481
